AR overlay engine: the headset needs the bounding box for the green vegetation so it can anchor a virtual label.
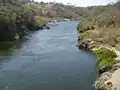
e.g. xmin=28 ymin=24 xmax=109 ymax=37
xmin=36 ymin=3 xmax=88 ymax=19
xmin=0 ymin=0 xmax=47 ymax=41
xmin=77 ymin=0 xmax=120 ymax=58
xmin=93 ymin=48 xmax=117 ymax=69
xmin=0 ymin=0 xmax=88 ymax=41
xmin=34 ymin=16 xmax=45 ymax=27
xmin=0 ymin=13 xmax=9 ymax=22
xmin=77 ymin=18 xmax=93 ymax=33
xmin=78 ymin=32 xmax=89 ymax=40
xmin=93 ymin=48 xmax=117 ymax=60
xmin=98 ymin=58 xmax=117 ymax=67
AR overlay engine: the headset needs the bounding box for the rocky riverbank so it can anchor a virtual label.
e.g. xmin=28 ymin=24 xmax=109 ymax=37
xmin=77 ymin=33 xmax=120 ymax=90
xmin=77 ymin=1 xmax=120 ymax=89
xmin=77 ymin=28 xmax=120 ymax=90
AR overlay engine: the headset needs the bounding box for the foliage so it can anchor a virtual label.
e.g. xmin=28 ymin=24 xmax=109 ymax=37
xmin=0 ymin=0 xmax=46 ymax=41
xmin=77 ymin=1 xmax=120 ymax=50
xmin=93 ymin=48 xmax=117 ymax=68
xmin=93 ymin=48 xmax=117 ymax=60
xmin=34 ymin=3 xmax=88 ymax=19
xmin=34 ymin=16 xmax=45 ymax=27
xmin=78 ymin=32 xmax=89 ymax=40
xmin=83 ymin=1 xmax=120 ymax=28
xmin=77 ymin=17 xmax=93 ymax=33
xmin=0 ymin=12 xmax=9 ymax=22
xmin=97 ymin=58 xmax=117 ymax=67
xmin=0 ymin=0 xmax=88 ymax=41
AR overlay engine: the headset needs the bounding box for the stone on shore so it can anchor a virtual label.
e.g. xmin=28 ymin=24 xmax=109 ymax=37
xmin=77 ymin=39 xmax=96 ymax=50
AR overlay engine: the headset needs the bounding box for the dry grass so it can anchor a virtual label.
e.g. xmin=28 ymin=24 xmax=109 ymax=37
xmin=88 ymin=28 xmax=120 ymax=48
xmin=78 ymin=1 xmax=120 ymax=49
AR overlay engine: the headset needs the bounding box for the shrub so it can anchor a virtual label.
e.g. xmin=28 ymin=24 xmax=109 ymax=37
xmin=93 ymin=48 xmax=118 ymax=71
xmin=93 ymin=48 xmax=117 ymax=61
xmin=77 ymin=17 xmax=93 ymax=33
xmin=34 ymin=16 xmax=45 ymax=27
xmin=0 ymin=13 xmax=9 ymax=22
xmin=0 ymin=1 xmax=47 ymax=40
xmin=78 ymin=32 xmax=89 ymax=40
xmin=97 ymin=58 xmax=117 ymax=67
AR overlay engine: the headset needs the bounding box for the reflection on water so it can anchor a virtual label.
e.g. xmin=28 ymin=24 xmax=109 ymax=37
xmin=0 ymin=42 xmax=17 ymax=56
xmin=0 ymin=32 xmax=35 ymax=56
xmin=0 ymin=41 xmax=23 ymax=56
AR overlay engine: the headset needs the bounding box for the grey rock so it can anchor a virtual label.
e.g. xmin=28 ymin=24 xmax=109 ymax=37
xmin=77 ymin=39 xmax=96 ymax=50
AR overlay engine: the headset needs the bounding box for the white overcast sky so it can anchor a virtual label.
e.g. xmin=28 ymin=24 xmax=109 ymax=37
xmin=34 ymin=0 xmax=116 ymax=6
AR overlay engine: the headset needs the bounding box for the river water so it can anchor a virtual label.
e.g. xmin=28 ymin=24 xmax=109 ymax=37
xmin=0 ymin=21 xmax=97 ymax=90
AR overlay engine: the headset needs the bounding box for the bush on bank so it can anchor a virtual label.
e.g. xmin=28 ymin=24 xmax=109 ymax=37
xmin=34 ymin=16 xmax=46 ymax=28
xmin=77 ymin=17 xmax=94 ymax=33
xmin=93 ymin=48 xmax=118 ymax=72
xmin=93 ymin=48 xmax=117 ymax=60
xmin=78 ymin=32 xmax=89 ymax=40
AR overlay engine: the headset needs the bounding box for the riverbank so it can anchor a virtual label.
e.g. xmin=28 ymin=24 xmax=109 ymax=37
xmin=93 ymin=46 xmax=120 ymax=90
xmin=77 ymin=29 xmax=120 ymax=90
xmin=77 ymin=1 xmax=120 ymax=90
xmin=77 ymin=1 xmax=120 ymax=89
xmin=0 ymin=1 xmax=51 ymax=41
xmin=77 ymin=26 xmax=120 ymax=90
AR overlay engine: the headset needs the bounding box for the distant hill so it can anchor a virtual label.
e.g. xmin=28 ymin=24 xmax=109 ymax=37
xmin=0 ymin=0 xmax=88 ymax=41
xmin=25 ymin=2 xmax=88 ymax=20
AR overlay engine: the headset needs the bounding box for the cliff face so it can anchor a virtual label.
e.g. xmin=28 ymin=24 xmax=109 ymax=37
xmin=77 ymin=1 xmax=120 ymax=90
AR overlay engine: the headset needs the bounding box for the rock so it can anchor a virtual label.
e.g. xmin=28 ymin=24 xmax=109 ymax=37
xmin=46 ymin=25 xmax=50 ymax=29
xmin=77 ymin=39 xmax=96 ymax=50
xmin=93 ymin=65 xmax=120 ymax=90
xmin=42 ymin=25 xmax=50 ymax=29
xmin=35 ymin=23 xmax=51 ymax=30
xmin=93 ymin=72 xmax=112 ymax=90
xmin=14 ymin=34 xmax=19 ymax=40
xmin=98 ymin=66 xmax=113 ymax=74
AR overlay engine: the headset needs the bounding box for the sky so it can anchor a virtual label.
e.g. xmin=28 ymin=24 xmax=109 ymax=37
xmin=34 ymin=0 xmax=116 ymax=7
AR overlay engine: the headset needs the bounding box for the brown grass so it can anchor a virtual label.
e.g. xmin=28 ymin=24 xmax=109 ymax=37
xmin=88 ymin=28 xmax=120 ymax=48
xmin=78 ymin=1 xmax=120 ymax=49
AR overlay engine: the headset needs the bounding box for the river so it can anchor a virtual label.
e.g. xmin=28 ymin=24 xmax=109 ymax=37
xmin=0 ymin=21 xmax=97 ymax=90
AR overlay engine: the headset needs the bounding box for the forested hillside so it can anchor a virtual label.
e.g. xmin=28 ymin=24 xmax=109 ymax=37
xmin=0 ymin=0 xmax=46 ymax=41
xmin=33 ymin=2 xmax=88 ymax=19
xmin=0 ymin=0 xmax=87 ymax=41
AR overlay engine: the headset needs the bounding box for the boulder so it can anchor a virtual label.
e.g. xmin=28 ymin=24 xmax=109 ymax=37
xmin=35 ymin=24 xmax=50 ymax=30
xmin=77 ymin=39 xmax=96 ymax=50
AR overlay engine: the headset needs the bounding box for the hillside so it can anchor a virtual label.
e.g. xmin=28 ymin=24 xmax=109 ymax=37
xmin=25 ymin=2 xmax=88 ymax=20
xmin=77 ymin=1 xmax=120 ymax=90
xmin=0 ymin=0 xmax=47 ymax=41
xmin=0 ymin=0 xmax=87 ymax=41
xmin=78 ymin=1 xmax=120 ymax=49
